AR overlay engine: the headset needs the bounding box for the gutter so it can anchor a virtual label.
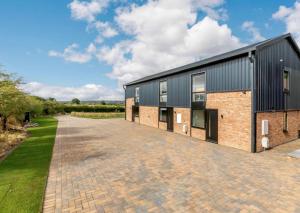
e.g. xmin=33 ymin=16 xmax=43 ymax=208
xmin=249 ymin=51 xmax=257 ymax=153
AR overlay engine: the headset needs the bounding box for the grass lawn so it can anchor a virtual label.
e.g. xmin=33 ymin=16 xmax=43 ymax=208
xmin=71 ymin=111 xmax=124 ymax=119
xmin=0 ymin=117 xmax=57 ymax=213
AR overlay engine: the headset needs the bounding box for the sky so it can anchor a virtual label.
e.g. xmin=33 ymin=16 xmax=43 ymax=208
xmin=0 ymin=0 xmax=299 ymax=101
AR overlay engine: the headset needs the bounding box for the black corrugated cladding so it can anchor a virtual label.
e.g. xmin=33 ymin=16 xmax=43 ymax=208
xmin=125 ymin=55 xmax=251 ymax=107
xmin=256 ymin=38 xmax=300 ymax=111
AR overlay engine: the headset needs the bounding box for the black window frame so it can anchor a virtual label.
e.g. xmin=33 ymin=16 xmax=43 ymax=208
xmin=135 ymin=87 xmax=140 ymax=105
xmin=283 ymin=70 xmax=290 ymax=94
xmin=159 ymin=80 xmax=167 ymax=106
xmin=159 ymin=107 xmax=167 ymax=122
xmin=283 ymin=111 xmax=288 ymax=132
xmin=191 ymin=109 xmax=206 ymax=129
xmin=191 ymin=72 xmax=206 ymax=109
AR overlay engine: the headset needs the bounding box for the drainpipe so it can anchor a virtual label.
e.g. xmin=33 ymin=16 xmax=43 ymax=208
xmin=249 ymin=51 xmax=257 ymax=153
xmin=123 ymin=85 xmax=126 ymax=120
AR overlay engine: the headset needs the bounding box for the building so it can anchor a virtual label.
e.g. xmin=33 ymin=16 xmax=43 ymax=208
xmin=124 ymin=33 xmax=300 ymax=153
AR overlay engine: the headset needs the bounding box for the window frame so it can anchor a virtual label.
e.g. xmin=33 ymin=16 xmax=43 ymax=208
xmin=159 ymin=107 xmax=168 ymax=122
xmin=135 ymin=87 xmax=140 ymax=104
xmin=191 ymin=109 xmax=206 ymax=129
xmin=159 ymin=80 xmax=167 ymax=106
xmin=191 ymin=72 xmax=206 ymax=103
xmin=283 ymin=70 xmax=290 ymax=94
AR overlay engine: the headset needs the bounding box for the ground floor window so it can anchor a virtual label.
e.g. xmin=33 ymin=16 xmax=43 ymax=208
xmin=159 ymin=107 xmax=167 ymax=122
xmin=283 ymin=112 xmax=288 ymax=132
xmin=192 ymin=109 xmax=205 ymax=128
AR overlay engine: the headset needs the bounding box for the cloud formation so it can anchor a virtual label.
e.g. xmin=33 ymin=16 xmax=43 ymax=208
xmin=21 ymin=82 xmax=123 ymax=101
xmin=273 ymin=1 xmax=300 ymax=44
xmin=99 ymin=0 xmax=242 ymax=85
xmin=69 ymin=0 xmax=109 ymax=22
xmin=48 ymin=43 xmax=96 ymax=63
xmin=242 ymin=21 xmax=265 ymax=42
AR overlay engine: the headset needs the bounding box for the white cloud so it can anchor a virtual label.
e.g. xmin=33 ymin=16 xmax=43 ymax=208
xmin=97 ymin=0 xmax=242 ymax=85
xmin=242 ymin=21 xmax=265 ymax=42
xmin=48 ymin=43 xmax=96 ymax=63
xmin=272 ymin=1 xmax=300 ymax=44
xmin=21 ymin=82 xmax=123 ymax=101
xmin=69 ymin=0 xmax=109 ymax=22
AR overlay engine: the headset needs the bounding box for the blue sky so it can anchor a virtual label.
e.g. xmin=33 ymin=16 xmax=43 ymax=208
xmin=0 ymin=0 xmax=299 ymax=100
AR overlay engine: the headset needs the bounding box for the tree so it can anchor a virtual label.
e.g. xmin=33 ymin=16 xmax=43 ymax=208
xmin=71 ymin=98 xmax=80 ymax=105
xmin=26 ymin=96 xmax=43 ymax=117
xmin=0 ymin=72 xmax=28 ymax=130
xmin=101 ymin=100 xmax=106 ymax=105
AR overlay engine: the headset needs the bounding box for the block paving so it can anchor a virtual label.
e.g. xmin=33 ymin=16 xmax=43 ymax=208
xmin=43 ymin=116 xmax=300 ymax=213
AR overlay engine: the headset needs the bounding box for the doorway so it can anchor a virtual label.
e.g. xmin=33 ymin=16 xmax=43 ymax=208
xmin=206 ymin=109 xmax=218 ymax=143
xmin=167 ymin=108 xmax=173 ymax=132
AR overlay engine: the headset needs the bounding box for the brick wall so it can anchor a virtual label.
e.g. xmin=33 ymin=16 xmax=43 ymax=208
xmin=173 ymin=108 xmax=191 ymax=136
xmin=139 ymin=106 xmax=159 ymax=128
xmin=191 ymin=128 xmax=206 ymax=140
xmin=126 ymin=98 xmax=134 ymax=121
xmin=256 ymin=111 xmax=300 ymax=152
xmin=206 ymin=91 xmax=252 ymax=152
xmin=159 ymin=121 xmax=167 ymax=131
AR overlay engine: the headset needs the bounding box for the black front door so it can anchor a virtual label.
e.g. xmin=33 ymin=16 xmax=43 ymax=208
xmin=206 ymin=109 xmax=218 ymax=143
xmin=167 ymin=108 xmax=173 ymax=131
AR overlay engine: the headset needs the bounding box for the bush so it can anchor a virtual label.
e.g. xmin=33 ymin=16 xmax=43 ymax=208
xmin=63 ymin=104 xmax=125 ymax=113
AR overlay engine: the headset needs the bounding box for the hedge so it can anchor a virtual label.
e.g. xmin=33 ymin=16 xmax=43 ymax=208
xmin=63 ymin=105 xmax=125 ymax=113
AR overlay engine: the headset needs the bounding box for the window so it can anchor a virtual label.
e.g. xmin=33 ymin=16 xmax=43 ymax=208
xmin=192 ymin=73 xmax=206 ymax=102
xmin=135 ymin=87 xmax=140 ymax=103
xmin=159 ymin=108 xmax=167 ymax=122
xmin=283 ymin=112 xmax=288 ymax=132
xmin=160 ymin=81 xmax=167 ymax=103
xmin=283 ymin=70 xmax=290 ymax=93
xmin=192 ymin=110 xmax=205 ymax=128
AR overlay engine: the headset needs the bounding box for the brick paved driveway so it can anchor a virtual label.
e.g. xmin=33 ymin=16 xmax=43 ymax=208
xmin=43 ymin=116 xmax=300 ymax=213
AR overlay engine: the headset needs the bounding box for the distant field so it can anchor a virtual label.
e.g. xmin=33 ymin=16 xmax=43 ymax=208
xmin=63 ymin=104 xmax=124 ymax=113
xmin=71 ymin=112 xmax=125 ymax=119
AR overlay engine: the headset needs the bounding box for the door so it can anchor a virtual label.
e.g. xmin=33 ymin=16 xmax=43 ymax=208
xmin=167 ymin=108 xmax=173 ymax=132
xmin=206 ymin=109 xmax=218 ymax=143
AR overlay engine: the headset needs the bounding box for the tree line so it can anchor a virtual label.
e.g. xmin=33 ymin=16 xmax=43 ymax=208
xmin=0 ymin=71 xmax=63 ymax=131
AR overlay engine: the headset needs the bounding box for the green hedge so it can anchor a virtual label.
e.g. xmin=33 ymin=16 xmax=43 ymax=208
xmin=63 ymin=105 xmax=125 ymax=113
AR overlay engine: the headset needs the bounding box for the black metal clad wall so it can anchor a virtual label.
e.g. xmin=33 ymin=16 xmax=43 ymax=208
xmin=125 ymin=85 xmax=135 ymax=99
xmin=256 ymin=39 xmax=300 ymax=111
xmin=167 ymin=74 xmax=190 ymax=107
xmin=204 ymin=56 xmax=251 ymax=92
xmin=125 ymin=55 xmax=251 ymax=107
xmin=140 ymin=80 xmax=159 ymax=106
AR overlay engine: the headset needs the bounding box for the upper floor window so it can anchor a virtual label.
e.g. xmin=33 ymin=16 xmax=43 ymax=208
xmin=160 ymin=81 xmax=167 ymax=103
xmin=283 ymin=70 xmax=290 ymax=93
xmin=135 ymin=87 xmax=140 ymax=103
xmin=192 ymin=73 xmax=206 ymax=102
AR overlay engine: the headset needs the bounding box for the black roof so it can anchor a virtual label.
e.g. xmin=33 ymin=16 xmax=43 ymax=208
xmin=125 ymin=33 xmax=299 ymax=86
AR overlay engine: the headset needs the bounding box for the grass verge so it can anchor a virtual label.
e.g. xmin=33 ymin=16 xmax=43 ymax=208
xmin=71 ymin=112 xmax=124 ymax=119
xmin=0 ymin=117 xmax=57 ymax=213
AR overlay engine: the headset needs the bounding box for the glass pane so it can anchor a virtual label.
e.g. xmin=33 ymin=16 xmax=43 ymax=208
xmin=135 ymin=87 xmax=139 ymax=97
xmin=160 ymin=81 xmax=167 ymax=95
xmin=283 ymin=71 xmax=289 ymax=90
xmin=160 ymin=95 xmax=167 ymax=103
xmin=192 ymin=93 xmax=206 ymax=102
xmin=192 ymin=110 xmax=205 ymax=128
xmin=160 ymin=108 xmax=167 ymax=122
xmin=192 ymin=74 xmax=205 ymax=92
xmin=136 ymin=97 xmax=139 ymax=103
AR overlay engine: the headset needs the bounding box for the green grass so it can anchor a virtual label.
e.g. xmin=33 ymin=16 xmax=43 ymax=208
xmin=0 ymin=117 xmax=58 ymax=213
xmin=71 ymin=112 xmax=125 ymax=119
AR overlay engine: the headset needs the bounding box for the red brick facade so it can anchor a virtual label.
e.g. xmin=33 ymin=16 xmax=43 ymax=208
xmin=256 ymin=111 xmax=300 ymax=152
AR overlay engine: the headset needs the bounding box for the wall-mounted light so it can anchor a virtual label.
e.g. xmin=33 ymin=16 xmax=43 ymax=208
xmin=221 ymin=114 xmax=224 ymax=119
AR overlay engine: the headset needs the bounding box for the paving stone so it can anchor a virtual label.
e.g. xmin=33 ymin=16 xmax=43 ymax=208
xmin=43 ymin=116 xmax=300 ymax=212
